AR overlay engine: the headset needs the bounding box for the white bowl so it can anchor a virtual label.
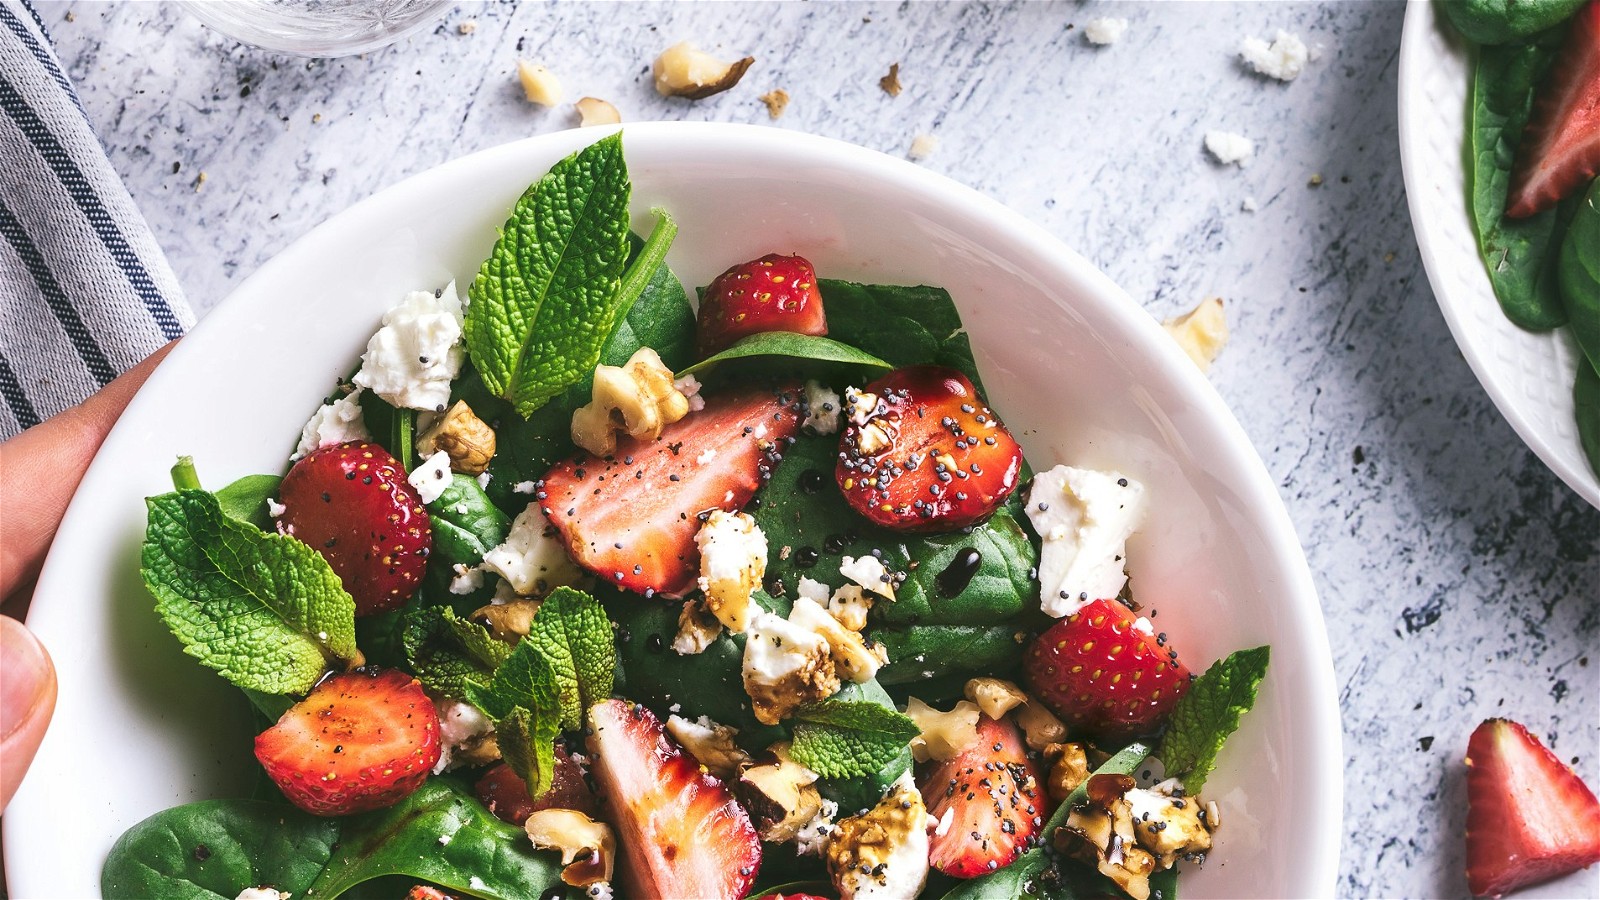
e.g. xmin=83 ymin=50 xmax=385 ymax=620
xmin=2 ymin=122 xmax=1341 ymax=898
xmin=1399 ymin=0 xmax=1600 ymax=510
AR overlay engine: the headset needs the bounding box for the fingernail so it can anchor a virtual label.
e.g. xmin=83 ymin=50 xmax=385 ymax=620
xmin=0 ymin=618 xmax=53 ymax=741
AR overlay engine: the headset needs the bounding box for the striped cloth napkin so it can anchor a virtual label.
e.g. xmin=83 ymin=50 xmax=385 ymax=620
xmin=0 ymin=0 xmax=192 ymax=439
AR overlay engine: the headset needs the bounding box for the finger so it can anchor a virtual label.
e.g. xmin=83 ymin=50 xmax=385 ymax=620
xmin=0 ymin=341 xmax=176 ymax=600
xmin=0 ymin=616 xmax=58 ymax=811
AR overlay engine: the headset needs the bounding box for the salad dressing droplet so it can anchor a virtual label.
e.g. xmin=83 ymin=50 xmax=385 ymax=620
xmin=936 ymin=548 xmax=982 ymax=597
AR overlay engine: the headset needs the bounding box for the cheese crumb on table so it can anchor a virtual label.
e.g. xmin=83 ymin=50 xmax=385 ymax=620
xmin=1204 ymin=130 xmax=1254 ymax=167
xmin=1239 ymin=29 xmax=1309 ymax=81
xmin=908 ymin=133 xmax=938 ymax=161
xmin=1084 ymin=17 xmax=1130 ymax=45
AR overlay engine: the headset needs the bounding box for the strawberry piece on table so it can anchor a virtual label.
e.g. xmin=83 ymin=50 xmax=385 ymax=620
xmin=697 ymin=253 xmax=828 ymax=356
xmin=254 ymin=668 xmax=440 ymax=816
xmin=1465 ymin=718 xmax=1600 ymax=898
xmin=278 ymin=441 xmax=432 ymax=616
xmin=541 ymin=386 xmax=802 ymax=597
xmin=475 ymin=745 xmax=598 ymax=825
xmin=1505 ymin=0 xmax=1600 ymax=218
xmin=1023 ymin=599 xmax=1192 ymax=743
xmin=586 ymin=699 xmax=761 ymax=900
xmin=920 ymin=713 xmax=1050 ymax=879
xmin=835 ymin=365 xmax=1023 ymax=532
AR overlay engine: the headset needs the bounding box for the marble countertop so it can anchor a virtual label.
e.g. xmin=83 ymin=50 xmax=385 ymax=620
xmin=32 ymin=1 xmax=1600 ymax=896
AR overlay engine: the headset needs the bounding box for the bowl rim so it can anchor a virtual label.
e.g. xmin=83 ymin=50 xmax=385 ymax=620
xmin=4 ymin=120 xmax=1342 ymax=897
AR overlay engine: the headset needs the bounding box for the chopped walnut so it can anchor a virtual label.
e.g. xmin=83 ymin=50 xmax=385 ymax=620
xmin=575 ymin=97 xmax=620 ymax=127
xmin=666 ymin=714 xmax=749 ymax=780
xmin=737 ymin=742 xmax=824 ymax=842
xmin=516 ymin=59 xmax=563 ymax=106
xmin=524 ymin=808 xmax=616 ymax=886
xmin=571 ymin=347 xmax=691 ymax=457
xmin=963 ymin=677 xmax=1028 ymax=721
xmin=1045 ymin=741 xmax=1090 ymax=801
xmin=904 ymin=697 xmax=981 ymax=763
xmin=417 ymin=400 xmax=496 ymax=474
xmin=1015 ymin=699 xmax=1068 ymax=751
xmin=471 ymin=598 xmax=542 ymax=644
xmin=758 ymin=88 xmax=789 ymax=119
xmin=672 ymin=597 xmax=723 ymax=655
xmin=879 ymin=63 xmax=902 ymax=97
xmin=653 ymin=41 xmax=754 ymax=99
xmin=1126 ymin=782 xmax=1215 ymax=868
xmin=1162 ymin=297 xmax=1229 ymax=373
xmin=1057 ymin=774 xmax=1156 ymax=900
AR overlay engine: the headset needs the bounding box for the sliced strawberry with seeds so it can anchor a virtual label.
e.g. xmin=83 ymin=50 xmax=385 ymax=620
xmin=835 ymin=365 xmax=1023 ymax=533
xmin=541 ymin=386 xmax=802 ymax=597
xmin=1506 ymin=1 xmax=1600 ymax=218
xmin=1465 ymin=718 xmax=1600 ymax=898
xmin=475 ymin=746 xmax=598 ymax=825
xmin=278 ymin=441 xmax=431 ymax=616
xmin=586 ymin=699 xmax=761 ymax=899
xmin=254 ymin=668 xmax=440 ymax=816
xmin=1023 ymin=599 xmax=1192 ymax=743
xmin=920 ymin=714 xmax=1051 ymax=879
xmin=697 ymin=253 xmax=828 ymax=357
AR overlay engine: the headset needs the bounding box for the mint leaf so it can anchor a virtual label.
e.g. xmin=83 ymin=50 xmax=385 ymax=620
xmin=497 ymin=705 xmax=560 ymax=798
xmin=401 ymin=605 xmax=512 ymax=699
xmin=1158 ymin=645 xmax=1270 ymax=791
xmin=526 ymin=587 xmax=617 ymax=730
xmin=789 ymin=699 xmax=920 ymax=780
xmin=677 ymin=332 xmax=893 ymax=377
xmin=142 ymin=490 xmax=358 ymax=695
xmin=466 ymin=640 xmax=564 ymax=799
xmin=465 ymin=132 xmax=633 ymax=417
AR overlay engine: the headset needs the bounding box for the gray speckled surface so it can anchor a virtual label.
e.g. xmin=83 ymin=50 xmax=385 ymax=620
xmin=29 ymin=1 xmax=1600 ymax=896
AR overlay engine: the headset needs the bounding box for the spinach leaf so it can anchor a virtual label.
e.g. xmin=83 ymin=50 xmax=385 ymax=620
xmin=1559 ymin=178 xmax=1600 ymax=374
xmin=213 ymin=474 xmax=282 ymax=529
xmin=1576 ymin=357 xmax=1600 ymax=478
xmin=423 ymin=473 xmax=511 ymax=604
xmin=678 ymin=331 xmax=893 ymax=377
xmin=820 ymin=280 xmax=985 ymax=391
xmin=1442 ymin=0 xmax=1586 ymax=44
xmin=1471 ymin=38 xmax=1576 ymax=331
xmin=1157 ymin=646 xmax=1270 ymax=791
xmin=870 ymin=624 xmax=1027 ymax=684
xmin=143 ymin=488 xmax=358 ymax=695
xmin=754 ymin=434 xmax=1036 ymax=627
xmin=101 ymin=781 xmax=561 ymax=899
xmin=401 ymin=603 xmax=511 ymax=699
xmin=464 ymin=132 xmax=634 ymax=417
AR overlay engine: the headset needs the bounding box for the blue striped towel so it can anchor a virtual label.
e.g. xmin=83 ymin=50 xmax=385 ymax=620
xmin=0 ymin=0 xmax=192 ymax=438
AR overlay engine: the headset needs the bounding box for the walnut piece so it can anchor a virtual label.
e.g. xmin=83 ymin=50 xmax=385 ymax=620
xmin=1015 ymin=699 xmax=1068 ymax=751
xmin=570 ymin=347 xmax=690 ymax=456
xmin=471 ymin=598 xmax=542 ymax=644
xmin=759 ymin=88 xmax=789 ymax=119
xmin=516 ymin=59 xmax=563 ymax=106
xmin=652 ymin=41 xmax=754 ymax=99
xmin=904 ymin=697 xmax=980 ymax=763
xmin=666 ymin=714 xmax=749 ymax=780
xmin=574 ymin=96 xmax=620 ymax=127
xmin=1057 ymin=774 xmax=1156 ymax=900
xmin=1162 ymin=297 xmax=1229 ymax=373
xmin=963 ymin=677 xmax=1028 ymax=721
xmin=417 ymin=399 xmax=496 ymax=474
xmin=879 ymin=62 xmax=902 ymax=97
xmin=1045 ymin=741 xmax=1090 ymax=801
xmin=524 ymin=808 xmax=616 ymax=887
xmin=736 ymin=742 xmax=823 ymax=842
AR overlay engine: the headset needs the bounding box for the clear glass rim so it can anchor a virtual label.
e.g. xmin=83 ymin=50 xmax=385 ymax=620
xmin=177 ymin=0 xmax=455 ymax=58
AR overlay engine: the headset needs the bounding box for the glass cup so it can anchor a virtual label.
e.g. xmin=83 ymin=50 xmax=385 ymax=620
xmin=179 ymin=0 xmax=454 ymax=57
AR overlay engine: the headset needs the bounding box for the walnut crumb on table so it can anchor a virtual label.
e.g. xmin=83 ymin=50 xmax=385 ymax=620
xmin=759 ymin=88 xmax=789 ymax=119
xmin=879 ymin=63 xmax=902 ymax=97
xmin=908 ymin=134 xmax=938 ymax=161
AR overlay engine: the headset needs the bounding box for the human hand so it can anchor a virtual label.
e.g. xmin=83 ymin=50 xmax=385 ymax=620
xmin=0 ymin=342 xmax=174 ymax=810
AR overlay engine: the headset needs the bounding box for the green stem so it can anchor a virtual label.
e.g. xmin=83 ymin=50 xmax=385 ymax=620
xmin=393 ymin=408 xmax=414 ymax=466
xmin=170 ymin=456 xmax=202 ymax=491
xmin=615 ymin=207 xmax=678 ymax=316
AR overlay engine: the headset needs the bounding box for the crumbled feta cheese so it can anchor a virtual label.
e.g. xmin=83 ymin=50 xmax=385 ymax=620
xmin=438 ymin=832 xmax=452 ymax=845
xmin=585 ymin=883 xmax=614 ymax=900
xmin=1240 ymin=29 xmax=1309 ymax=81
xmin=789 ymin=596 xmax=886 ymax=683
xmin=1241 ymin=196 xmax=1259 ymax=212
xmin=292 ymin=388 xmax=369 ymax=460
xmin=803 ymin=380 xmax=841 ymax=434
xmin=826 ymin=584 xmax=873 ymax=632
xmin=1204 ymin=130 xmax=1254 ymax=167
xmin=908 ymin=133 xmax=939 ymax=161
xmin=839 ymin=555 xmax=895 ymax=600
xmin=797 ymin=576 xmax=833 ymax=605
xmin=482 ymin=503 xmax=583 ymax=595
xmin=266 ymin=497 xmax=287 ymax=518
xmin=476 ymin=471 xmax=492 ymax=489
xmin=1027 ymin=465 xmax=1146 ymax=618
xmin=432 ymin=697 xmax=495 ymax=774
xmin=934 ymin=805 xmax=955 ymax=837
xmin=408 ymin=450 xmax=453 ymax=504
xmin=234 ymin=889 xmax=288 ymax=900
xmin=844 ymin=387 xmax=880 ymax=426
xmin=1084 ymin=17 xmax=1129 ymax=45
xmin=795 ymin=798 xmax=840 ymax=857
xmin=449 ymin=564 xmax=485 ymax=595
xmin=696 ymin=510 xmax=767 ymax=633
xmin=673 ymin=598 xmax=723 ymax=655
xmin=513 ymin=480 xmax=537 ymax=494
xmin=1132 ymin=616 xmax=1155 ymax=636
xmin=469 ymin=876 xmax=488 ymax=891
xmin=665 ymin=714 xmax=748 ymax=779
xmin=743 ymin=609 xmax=839 ymax=725
xmin=825 ymin=772 xmax=930 ymax=900
xmin=352 ymin=283 xmax=466 ymax=411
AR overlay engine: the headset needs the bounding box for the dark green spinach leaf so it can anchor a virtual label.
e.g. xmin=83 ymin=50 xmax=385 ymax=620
xmin=1559 ymin=178 xmax=1600 ymax=374
xmin=1442 ymin=0 xmax=1586 ymax=44
xmin=679 ymin=331 xmax=892 ymax=377
xmin=820 ymin=280 xmax=985 ymax=391
xmin=870 ymin=624 xmax=1027 ymax=684
xmin=1576 ymin=357 xmax=1600 ymax=477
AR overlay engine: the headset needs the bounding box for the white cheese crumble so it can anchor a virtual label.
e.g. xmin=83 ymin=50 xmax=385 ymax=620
xmin=1027 ymin=465 xmax=1146 ymax=617
xmin=352 ymin=282 xmax=466 ymax=412
xmin=513 ymin=480 xmax=538 ymax=494
xmin=1084 ymin=17 xmax=1129 ymax=45
xmin=292 ymin=388 xmax=369 ymax=460
xmin=469 ymin=876 xmax=488 ymax=891
xmin=1204 ymin=130 xmax=1255 ymax=167
xmin=908 ymin=133 xmax=939 ymax=161
xmin=803 ymin=380 xmax=842 ymax=434
xmin=1240 ymin=29 xmax=1309 ymax=81
xmin=797 ymin=576 xmax=833 ymax=605
xmin=1133 ymin=615 xmax=1155 ymax=636
xmin=828 ymin=772 xmax=930 ymax=900
xmin=827 ymin=585 xmax=873 ymax=632
xmin=266 ymin=497 xmax=287 ymax=518
xmin=795 ymin=798 xmax=839 ymax=857
xmin=674 ymin=373 xmax=706 ymax=412
xmin=482 ymin=503 xmax=582 ymax=595
xmin=744 ymin=609 xmax=829 ymax=682
xmin=696 ymin=447 xmax=718 ymax=465
xmin=1241 ymin=196 xmax=1259 ymax=212
xmin=789 ymin=596 xmax=885 ymax=683
xmin=449 ymin=563 xmax=485 ymax=595
xmin=476 ymin=471 xmax=492 ymax=489
xmin=840 ymin=555 xmax=896 ymax=600
xmin=432 ymin=697 xmax=495 ymax=774
xmin=696 ymin=510 xmax=767 ymax=633
xmin=234 ymin=889 xmax=288 ymax=900
xmin=408 ymin=450 xmax=453 ymax=504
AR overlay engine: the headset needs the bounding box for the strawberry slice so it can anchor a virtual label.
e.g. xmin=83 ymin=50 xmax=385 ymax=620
xmin=254 ymin=668 xmax=440 ymax=816
xmin=586 ymin=699 xmax=761 ymax=899
xmin=540 ymin=386 xmax=802 ymax=597
xmin=696 ymin=253 xmax=828 ymax=357
xmin=1465 ymin=718 xmax=1600 ymax=898
xmin=1023 ymin=599 xmax=1192 ymax=743
xmin=920 ymin=714 xmax=1050 ymax=879
xmin=278 ymin=441 xmax=432 ymax=616
xmin=475 ymin=745 xmax=598 ymax=825
xmin=1506 ymin=1 xmax=1600 ymax=217
xmin=835 ymin=365 xmax=1024 ymax=533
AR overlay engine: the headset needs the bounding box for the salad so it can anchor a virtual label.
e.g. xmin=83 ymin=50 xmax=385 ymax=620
xmin=104 ymin=133 xmax=1269 ymax=900
xmin=1443 ymin=0 xmax=1600 ymax=476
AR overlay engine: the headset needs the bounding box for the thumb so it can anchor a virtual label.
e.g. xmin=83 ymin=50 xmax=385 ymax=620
xmin=1 ymin=616 xmax=57 ymax=811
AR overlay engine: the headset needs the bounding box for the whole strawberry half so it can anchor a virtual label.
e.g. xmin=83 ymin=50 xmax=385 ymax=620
xmin=1465 ymin=718 xmax=1600 ymax=898
xmin=835 ymin=365 xmax=1023 ymax=533
xmin=255 ymin=668 xmax=440 ymax=816
xmin=920 ymin=714 xmax=1051 ymax=879
xmin=586 ymin=699 xmax=761 ymax=900
xmin=279 ymin=441 xmax=432 ymax=616
xmin=1023 ymin=599 xmax=1192 ymax=743
xmin=697 ymin=253 xmax=828 ymax=357
xmin=540 ymin=385 xmax=802 ymax=597
xmin=475 ymin=745 xmax=598 ymax=825
xmin=1506 ymin=0 xmax=1600 ymax=217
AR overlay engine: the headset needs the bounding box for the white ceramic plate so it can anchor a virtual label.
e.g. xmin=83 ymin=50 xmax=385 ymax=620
xmin=2 ymin=123 xmax=1340 ymax=898
xmin=1398 ymin=0 xmax=1600 ymax=510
